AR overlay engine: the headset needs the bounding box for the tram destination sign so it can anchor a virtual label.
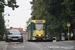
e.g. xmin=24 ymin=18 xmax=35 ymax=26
xmin=36 ymin=21 xmax=43 ymax=23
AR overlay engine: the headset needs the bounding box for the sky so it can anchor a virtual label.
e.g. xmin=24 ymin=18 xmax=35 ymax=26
xmin=4 ymin=0 xmax=32 ymax=31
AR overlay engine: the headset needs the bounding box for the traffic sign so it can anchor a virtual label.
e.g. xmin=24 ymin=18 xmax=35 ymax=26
xmin=67 ymin=22 xmax=70 ymax=27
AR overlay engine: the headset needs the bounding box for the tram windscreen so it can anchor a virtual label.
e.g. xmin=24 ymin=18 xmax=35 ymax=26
xmin=34 ymin=24 xmax=45 ymax=30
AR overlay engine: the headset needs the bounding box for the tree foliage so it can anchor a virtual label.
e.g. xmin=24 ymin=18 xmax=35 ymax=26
xmin=28 ymin=0 xmax=75 ymax=38
xmin=0 ymin=12 xmax=5 ymax=40
xmin=0 ymin=0 xmax=19 ymax=40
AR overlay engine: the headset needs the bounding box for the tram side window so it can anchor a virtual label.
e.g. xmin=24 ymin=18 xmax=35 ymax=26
xmin=27 ymin=27 xmax=28 ymax=31
xmin=29 ymin=25 xmax=30 ymax=30
xmin=42 ymin=24 xmax=45 ymax=30
xmin=27 ymin=25 xmax=31 ymax=31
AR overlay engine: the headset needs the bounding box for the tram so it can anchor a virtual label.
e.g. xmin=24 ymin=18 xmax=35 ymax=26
xmin=27 ymin=20 xmax=46 ymax=41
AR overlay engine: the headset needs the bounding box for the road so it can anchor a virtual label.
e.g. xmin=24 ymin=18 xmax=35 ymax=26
xmin=36 ymin=42 xmax=75 ymax=50
xmin=2 ymin=41 xmax=75 ymax=50
xmin=7 ymin=42 xmax=50 ymax=50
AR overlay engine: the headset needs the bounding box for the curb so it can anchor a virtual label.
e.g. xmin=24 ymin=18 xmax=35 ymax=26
xmin=0 ymin=41 xmax=8 ymax=50
xmin=2 ymin=44 xmax=8 ymax=50
xmin=58 ymin=40 xmax=75 ymax=43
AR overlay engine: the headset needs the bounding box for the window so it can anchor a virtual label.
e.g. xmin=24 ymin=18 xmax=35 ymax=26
xmin=8 ymin=30 xmax=21 ymax=35
xmin=34 ymin=24 xmax=45 ymax=30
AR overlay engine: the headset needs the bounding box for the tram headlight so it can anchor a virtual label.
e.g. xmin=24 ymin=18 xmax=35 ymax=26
xmin=39 ymin=34 xmax=41 ymax=36
xmin=36 ymin=34 xmax=43 ymax=37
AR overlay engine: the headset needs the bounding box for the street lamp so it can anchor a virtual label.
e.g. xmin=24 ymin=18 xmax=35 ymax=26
xmin=2 ymin=13 xmax=10 ymax=27
xmin=5 ymin=19 xmax=9 ymax=22
xmin=5 ymin=19 xmax=9 ymax=27
xmin=2 ymin=13 xmax=10 ymax=16
xmin=5 ymin=24 xmax=9 ymax=27
xmin=4 ymin=13 xmax=10 ymax=16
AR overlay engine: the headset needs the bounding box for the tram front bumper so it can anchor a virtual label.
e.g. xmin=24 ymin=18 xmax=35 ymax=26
xmin=35 ymin=36 xmax=44 ymax=38
xmin=35 ymin=36 xmax=45 ymax=40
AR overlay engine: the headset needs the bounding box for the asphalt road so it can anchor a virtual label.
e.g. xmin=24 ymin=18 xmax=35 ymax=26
xmin=36 ymin=42 xmax=75 ymax=50
xmin=7 ymin=41 xmax=75 ymax=50
xmin=7 ymin=42 xmax=50 ymax=50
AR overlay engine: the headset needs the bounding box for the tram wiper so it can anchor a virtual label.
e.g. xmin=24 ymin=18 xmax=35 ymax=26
xmin=39 ymin=27 xmax=43 ymax=31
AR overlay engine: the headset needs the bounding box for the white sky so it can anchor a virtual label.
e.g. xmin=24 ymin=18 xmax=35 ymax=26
xmin=4 ymin=0 xmax=32 ymax=31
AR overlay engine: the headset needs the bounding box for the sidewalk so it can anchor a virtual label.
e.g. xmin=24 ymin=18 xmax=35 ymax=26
xmin=59 ymin=40 xmax=75 ymax=43
xmin=0 ymin=41 xmax=8 ymax=50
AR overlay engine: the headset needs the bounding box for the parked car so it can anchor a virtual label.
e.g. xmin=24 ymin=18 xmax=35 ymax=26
xmin=53 ymin=37 xmax=57 ymax=42
xmin=6 ymin=29 xmax=23 ymax=42
xmin=46 ymin=36 xmax=53 ymax=42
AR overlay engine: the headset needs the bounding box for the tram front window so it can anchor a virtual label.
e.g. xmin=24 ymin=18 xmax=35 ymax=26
xmin=34 ymin=24 xmax=45 ymax=30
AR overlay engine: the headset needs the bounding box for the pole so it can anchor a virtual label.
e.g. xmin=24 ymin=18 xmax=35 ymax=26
xmin=68 ymin=26 xmax=69 ymax=41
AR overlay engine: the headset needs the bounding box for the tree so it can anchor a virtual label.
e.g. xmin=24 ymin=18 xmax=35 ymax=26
xmin=0 ymin=12 xmax=5 ymax=40
xmin=27 ymin=0 xmax=75 ymax=39
xmin=7 ymin=0 xmax=19 ymax=10
xmin=0 ymin=0 xmax=19 ymax=40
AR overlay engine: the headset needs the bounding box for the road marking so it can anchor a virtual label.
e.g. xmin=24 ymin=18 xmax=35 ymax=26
xmin=13 ymin=46 xmax=25 ymax=48
xmin=47 ymin=46 xmax=75 ymax=49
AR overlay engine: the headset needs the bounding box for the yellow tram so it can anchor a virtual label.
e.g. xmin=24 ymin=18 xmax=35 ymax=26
xmin=27 ymin=20 xmax=46 ymax=41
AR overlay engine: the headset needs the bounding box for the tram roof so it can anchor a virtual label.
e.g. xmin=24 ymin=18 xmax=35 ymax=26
xmin=27 ymin=20 xmax=46 ymax=27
